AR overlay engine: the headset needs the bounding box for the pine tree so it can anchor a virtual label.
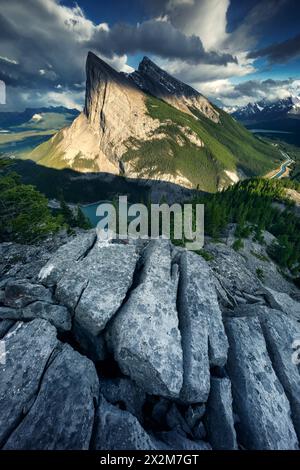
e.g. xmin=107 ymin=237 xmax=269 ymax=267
xmin=58 ymin=192 xmax=75 ymax=227
xmin=75 ymin=205 xmax=92 ymax=229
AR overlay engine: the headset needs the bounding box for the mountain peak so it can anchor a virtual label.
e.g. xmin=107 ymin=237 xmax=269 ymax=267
xmin=84 ymin=51 xmax=138 ymax=123
xmin=231 ymin=95 xmax=300 ymax=122
xmin=86 ymin=51 xmax=122 ymax=81
xmin=130 ymin=56 xmax=220 ymax=123
xmin=139 ymin=56 xmax=153 ymax=66
xmin=138 ymin=56 xmax=162 ymax=73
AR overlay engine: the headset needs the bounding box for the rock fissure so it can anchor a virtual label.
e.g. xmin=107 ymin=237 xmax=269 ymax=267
xmin=1 ymin=231 xmax=300 ymax=450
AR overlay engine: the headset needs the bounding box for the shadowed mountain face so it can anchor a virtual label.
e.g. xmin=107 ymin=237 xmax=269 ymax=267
xmin=9 ymin=159 xmax=198 ymax=205
xmin=27 ymin=52 xmax=279 ymax=192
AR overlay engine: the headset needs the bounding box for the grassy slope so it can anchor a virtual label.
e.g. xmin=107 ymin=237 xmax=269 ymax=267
xmin=28 ymin=133 xmax=101 ymax=172
xmin=123 ymin=95 xmax=280 ymax=192
xmin=27 ymin=131 xmax=67 ymax=169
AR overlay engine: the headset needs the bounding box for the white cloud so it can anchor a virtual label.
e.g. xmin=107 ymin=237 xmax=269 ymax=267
xmin=0 ymin=0 xmax=136 ymax=109
xmin=0 ymin=55 xmax=18 ymax=65
xmin=156 ymin=51 xmax=256 ymax=92
xmin=0 ymin=0 xmax=291 ymax=110
xmin=167 ymin=0 xmax=230 ymax=50
xmin=151 ymin=0 xmax=288 ymax=101
xmin=201 ymin=77 xmax=300 ymax=108
xmin=45 ymin=90 xmax=84 ymax=110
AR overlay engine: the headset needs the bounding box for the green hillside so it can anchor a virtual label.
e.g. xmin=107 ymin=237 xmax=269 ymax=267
xmin=25 ymin=96 xmax=281 ymax=193
xmin=123 ymin=95 xmax=280 ymax=192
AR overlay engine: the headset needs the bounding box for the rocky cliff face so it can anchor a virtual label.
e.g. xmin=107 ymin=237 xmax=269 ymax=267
xmin=0 ymin=230 xmax=300 ymax=450
xmin=28 ymin=52 xmax=216 ymax=187
xmin=129 ymin=57 xmax=220 ymax=123
xmin=34 ymin=53 xmax=160 ymax=176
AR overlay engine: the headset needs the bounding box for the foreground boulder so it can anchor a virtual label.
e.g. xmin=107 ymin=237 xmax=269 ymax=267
xmin=263 ymin=287 xmax=300 ymax=321
xmin=99 ymin=377 xmax=146 ymax=423
xmin=178 ymin=251 xmax=228 ymax=403
xmin=205 ymin=377 xmax=237 ymax=450
xmin=0 ymin=319 xmax=58 ymax=447
xmin=0 ymin=319 xmax=14 ymax=338
xmin=107 ymin=240 xmax=183 ymax=399
xmin=205 ymin=242 xmax=262 ymax=297
xmin=74 ymin=243 xmax=139 ymax=335
xmin=0 ymin=233 xmax=299 ymax=451
xmin=38 ymin=231 xmax=97 ymax=286
xmin=22 ymin=301 xmax=71 ymax=332
xmin=4 ymin=344 xmax=99 ymax=450
xmin=41 ymin=236 xmax=139 ymax=336
xmin=260 ymin=309 xmax=300 ymax=440
xmin=0 ymin=302 xmax=71 ymax=332
xmin=4 ymin=280 xmax=52 ymax=308
xmin=225 ymin=316 xmax=298 ymax=450
xmin=93 ymin=397 xmax=157 ymax=450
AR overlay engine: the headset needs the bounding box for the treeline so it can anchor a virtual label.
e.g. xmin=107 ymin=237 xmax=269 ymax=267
xmin=1 ymin=154 xmax=300 ymax=276
xmin=0 ymin=159 xmax=91 ymax=244
xmin=280 ymin=177 xmax=300 ymax=192
xmin=192 ymin=178 xmax=300 ymax=274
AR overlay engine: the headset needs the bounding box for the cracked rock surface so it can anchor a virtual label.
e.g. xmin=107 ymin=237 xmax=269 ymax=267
xmin=0 ymin=231 xmax=300 ymax=450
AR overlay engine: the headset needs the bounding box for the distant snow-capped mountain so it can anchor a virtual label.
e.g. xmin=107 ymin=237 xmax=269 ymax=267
xmin=229 ymin=96 xmax=300 ymax=123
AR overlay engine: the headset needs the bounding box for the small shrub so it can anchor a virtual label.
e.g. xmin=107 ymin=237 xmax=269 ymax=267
xmin=232 ymin=238 xmax=244 ymax=251
xmin=197 ymin=249 xmax=215 ymax=261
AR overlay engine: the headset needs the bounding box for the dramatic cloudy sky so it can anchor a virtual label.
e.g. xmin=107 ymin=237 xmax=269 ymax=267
xmin=0 ymin=0 xmax=299 ymax=111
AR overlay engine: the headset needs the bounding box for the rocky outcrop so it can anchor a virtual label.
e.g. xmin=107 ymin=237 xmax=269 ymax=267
xmin=260 ymin=309 xmax=300 ymax=440
xmin=0 ymin=319 xmax=14 ymax=338
xmin=38 ymin=231 xmax=97 ymax=286
xmin=0 ymin=231 xmax=300 ymax=450
xmin=0 ymin=320 xmax=58 ymax=447
xmin=263 ymin=287 xmax=300 ymax=321
xmin=40 ymin=234 xmax=139 ymax=336
xmin=0 ymin=302 xmax=71 ymax=332
xmin=205 ymin=377 xmax=238 ymax=450
xmin=107 ymin=240 xmax=183 ymax=399
xmin=4 ymin=280 xmax=52 ymax=308
xmin=225 ymin=316 xmax=298 ymax=450
xmin=4 ymin=344 xmax=99 ymax=450
xmin=205 ymin=241 xmax=262 ymax=298
xmin=92 ymin=397 xmax=157 ymax=451
xmin=99 ymin=377 xmax=146 ymax=424
xmin=177 ymin=251 xmax=228 ymax=403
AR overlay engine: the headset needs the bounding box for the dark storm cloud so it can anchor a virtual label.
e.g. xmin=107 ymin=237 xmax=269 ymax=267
xmin=248 ymin=33 xmax=300 ymax=63
xmin=233 ymin=78 xmax=293 ymax=96
xmin=0 ymin=0 xmax=236 ymax=101
xmin=88 ymin=20 xmax=237 ymax=65
xmin=0 ymin=2 xmax=87 ymax=91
